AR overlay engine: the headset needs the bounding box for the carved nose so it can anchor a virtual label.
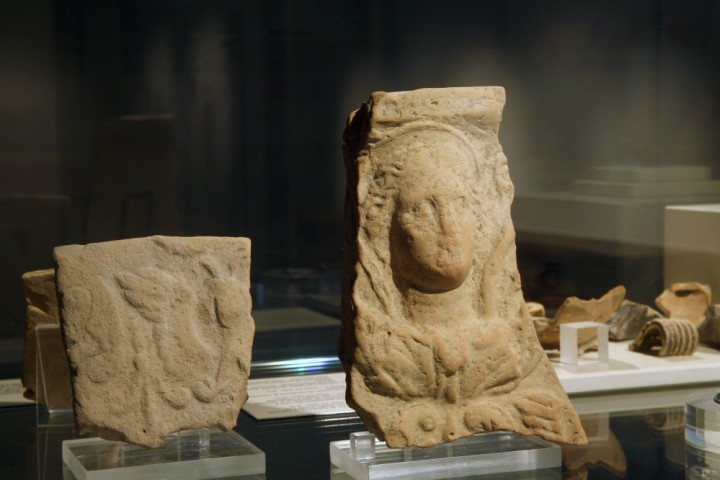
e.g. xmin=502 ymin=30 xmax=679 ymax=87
xmin=435 ymin=198 xmax=459 ymax=240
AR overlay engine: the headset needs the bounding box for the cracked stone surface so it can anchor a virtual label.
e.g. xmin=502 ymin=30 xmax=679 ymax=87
xmin=54 ymin=235 xmax=254 ymax=448
xmin=340 ymin=87 xmax=586 ymax=448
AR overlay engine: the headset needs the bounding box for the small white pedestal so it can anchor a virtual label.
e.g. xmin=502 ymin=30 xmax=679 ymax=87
xmin=560 ymin=322 xmax=609 ymax=366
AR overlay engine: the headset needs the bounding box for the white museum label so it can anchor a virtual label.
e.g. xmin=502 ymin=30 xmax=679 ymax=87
xmin=0 ymin=379 xmax=33 ymax=406
xmin=243 ymin=372 xmax=352 ymax=420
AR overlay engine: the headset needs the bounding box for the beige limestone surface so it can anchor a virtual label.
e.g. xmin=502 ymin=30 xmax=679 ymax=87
xmin=340 ymin=87 xmax=586 ymax=448
xmin=54 ymin=235 xmax=254 ymax=448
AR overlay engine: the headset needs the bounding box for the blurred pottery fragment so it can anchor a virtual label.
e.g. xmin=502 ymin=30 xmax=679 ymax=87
xmin=655 ymin=282 xmax=711 ymax=326
xmin=526 ymin=301 xmax=545 ymax=318
xmin=536 ymin=285 xmax=625 ymax=350
xmin=698 ymin=304 xmax=720 ymax=348
xmin=607 ymin=300 xmax=663 ymax=341
xmin=629 ymin=318 xmax=698 ymax=356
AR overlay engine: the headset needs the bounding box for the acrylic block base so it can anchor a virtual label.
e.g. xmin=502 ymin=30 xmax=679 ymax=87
xmin=686 ymin=389 xmax=720 ymax=453
xmin=687 ymin=444 xmax=720 ymax=480
xmin=329 ymin=431 xmax=560 ymax=480
xmin=62 ymin=428 xmax=265 ymax=480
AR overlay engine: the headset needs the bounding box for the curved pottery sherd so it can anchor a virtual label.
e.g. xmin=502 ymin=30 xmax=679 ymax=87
xmin=655 ymin=282 xmax=711 ymax=326
xmin=629 ymin=318 xmax=698 ymax=356
xmin=340 ymin=87 xmax=586 ymax=448
xmin=536 ymin=285 xmax=626 ymax=350
xmin=607 ymin=300 xmax=663 ymax=341
xmin=698 ymin=305 xmax=720 ymax=348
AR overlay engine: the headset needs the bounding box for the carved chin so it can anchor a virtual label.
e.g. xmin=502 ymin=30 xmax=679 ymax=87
xmin=396 ymin=249 xmax=472 ymax=293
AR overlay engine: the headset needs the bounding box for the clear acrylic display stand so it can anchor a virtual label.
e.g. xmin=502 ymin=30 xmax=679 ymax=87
xmin=559 ymin=322 xmax=609 ymax=368
xmin=686 ymin=389 xmax=720 ymax=453
xmin=63 ymin=428 xmax=265 ymax=480
xmin=329 ymin=431 xmax=560 ymax=480
xmin=685 ymin=389 xmax=720 ymax=479
xmin=35 ymin=323 xmax=74 ymax=427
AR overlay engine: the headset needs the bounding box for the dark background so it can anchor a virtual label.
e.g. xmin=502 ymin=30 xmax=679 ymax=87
xmin=1 ymin=0 xmax=719 ymax=343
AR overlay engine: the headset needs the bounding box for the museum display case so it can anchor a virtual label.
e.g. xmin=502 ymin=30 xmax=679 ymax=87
xmin=1 ymin=1 xmax=720 ymax=478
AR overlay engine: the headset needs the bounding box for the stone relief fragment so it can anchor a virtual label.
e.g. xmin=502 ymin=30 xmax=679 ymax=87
xmin=54 ymin=236 xmax=254 ymax=448
xmin=655 ymin=282 xmax=711 ymax=326
xmin=629 ymin=318 xmax=698 ymax=356
xmin=340 ymin=87 xmax=586 ymax=448
xmin=21 ymin=269 xmax=72 ymax=405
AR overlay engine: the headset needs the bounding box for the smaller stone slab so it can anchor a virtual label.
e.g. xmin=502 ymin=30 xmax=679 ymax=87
xmin=21 ymin=269 xmax=71 ymax=405
xmin=629 ymin=319 xmax=698 ymax=357
xmin=54 ymin=236 xmax=254 ymax=448
xmin=655 ymin=282 xmax=711 ymax=326
xmin=607 ymin=300 xmax=663 ymax=341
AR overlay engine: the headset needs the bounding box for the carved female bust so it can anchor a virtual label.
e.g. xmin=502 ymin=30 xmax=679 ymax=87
xmin=340 ymin=87 xmax=586 ymax=448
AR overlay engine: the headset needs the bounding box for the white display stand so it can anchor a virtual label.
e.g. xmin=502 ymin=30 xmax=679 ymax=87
xmin=559 ymin=322 xmax=609 ymax=366
xmin=62 ymin=428 xmax=265 ymax=480
xmin=555 ymin=341 xmax=720 ymax=395
xmin=329 ymin=431 xmax=560 ymax=480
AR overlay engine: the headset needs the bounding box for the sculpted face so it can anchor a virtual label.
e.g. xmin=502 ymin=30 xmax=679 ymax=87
xmin=391 ymin=150 xmax=474 ymax=293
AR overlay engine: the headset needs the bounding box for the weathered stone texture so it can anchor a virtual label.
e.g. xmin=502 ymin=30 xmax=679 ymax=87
xmin=54 ymin=236 xmax=254 ymax=448
xmin=340 ymin=87 xmax=586 ymax=448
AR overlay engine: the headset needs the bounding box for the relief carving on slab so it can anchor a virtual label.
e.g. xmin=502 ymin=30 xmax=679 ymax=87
xmin=54 ymin=236 xmax=254 ymax=448
xmin=340 ymin=87 xmax=586 ymax=448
